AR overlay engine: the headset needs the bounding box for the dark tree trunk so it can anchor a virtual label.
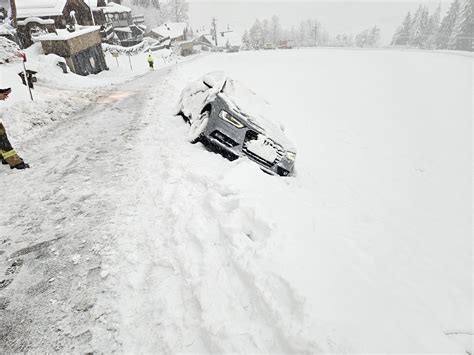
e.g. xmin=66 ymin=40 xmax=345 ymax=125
xmin=10 ymin=0 xmax=17 ymax=27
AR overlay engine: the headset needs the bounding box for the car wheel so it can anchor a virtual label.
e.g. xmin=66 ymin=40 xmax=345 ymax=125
xmin=188 ymin=111 xmax=209 ymax=144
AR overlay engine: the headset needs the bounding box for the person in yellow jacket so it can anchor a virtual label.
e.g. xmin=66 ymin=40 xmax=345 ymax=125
xmin=0 ymin=88 xmax=29 ymax=169
xmin=147 ymin=53 xmax=154 ymax=70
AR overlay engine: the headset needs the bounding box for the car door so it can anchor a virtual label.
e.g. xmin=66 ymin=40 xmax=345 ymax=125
xmin=181 ymin=81 xmax=213 ymax=122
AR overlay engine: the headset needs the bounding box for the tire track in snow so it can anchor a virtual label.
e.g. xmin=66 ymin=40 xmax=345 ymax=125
xmin=102 ymin=68 xmax=322 ymax=352
xmin=0 ymin=85 xmax=150 ymax=352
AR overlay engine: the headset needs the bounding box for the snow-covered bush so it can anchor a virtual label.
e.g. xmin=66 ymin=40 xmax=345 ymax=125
xmin=0 ymin=36 xmax=21 ymax=64
xmin=102 ymin=41 xmax=148 ymax=55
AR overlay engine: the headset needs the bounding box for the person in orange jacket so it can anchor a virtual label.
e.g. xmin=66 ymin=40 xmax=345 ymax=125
xmin=0 ymin=88 xmax=29 ymax=169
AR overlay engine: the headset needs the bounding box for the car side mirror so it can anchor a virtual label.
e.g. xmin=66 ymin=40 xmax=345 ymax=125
xmin=280 ymin=124 xmax=286 ymax=132
xmin=203 ymin=75 xmax=216 ymax=88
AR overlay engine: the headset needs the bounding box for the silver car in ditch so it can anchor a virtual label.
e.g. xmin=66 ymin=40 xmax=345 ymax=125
xmin=176 ymin=71 xmax=297 ymax=176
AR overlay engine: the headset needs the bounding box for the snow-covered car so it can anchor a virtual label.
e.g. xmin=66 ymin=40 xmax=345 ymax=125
xmin=176 ymin=71 xmax=297 ymax=176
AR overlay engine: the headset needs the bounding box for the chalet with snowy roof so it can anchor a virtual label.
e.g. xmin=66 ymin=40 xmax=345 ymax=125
xmin=16 ymin=0 xmax=96 ymax=27
xmin=195 ymin=30 xmax=242 ymax=52
xmin=88 ymin=0 xmax=143 ymax=46
xmin=15 ymin=0 xmax=95 ymax=47
xmin=150 ymin=22 xmax=188 ymax=43
xmin=37 ymin=25 xmax=108 ymax=75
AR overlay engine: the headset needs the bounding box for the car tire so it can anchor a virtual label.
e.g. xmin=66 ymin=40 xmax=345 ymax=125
xmin=188 ymin=110 xmax=209 ymax=144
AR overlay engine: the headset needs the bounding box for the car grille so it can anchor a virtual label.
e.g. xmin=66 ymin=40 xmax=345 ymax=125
xmin=243 ymin=130 xmax=285 ymax=167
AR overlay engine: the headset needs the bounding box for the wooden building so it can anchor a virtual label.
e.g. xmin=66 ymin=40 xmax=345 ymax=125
xmin=15 ymin=0 xmax=95 ymax=48
xmin=90 ymin=1 xmax=143 ymax=47
xmin=38 ymin=26 xmax=108 ymax=76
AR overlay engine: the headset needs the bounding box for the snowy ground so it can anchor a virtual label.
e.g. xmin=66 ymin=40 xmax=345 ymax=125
xmin=0 ymin=48 xmax=472 ymax=353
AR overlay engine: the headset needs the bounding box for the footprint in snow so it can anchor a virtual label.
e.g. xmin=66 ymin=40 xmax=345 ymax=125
xmin=5 ymin=259 xmax=23 ymax=276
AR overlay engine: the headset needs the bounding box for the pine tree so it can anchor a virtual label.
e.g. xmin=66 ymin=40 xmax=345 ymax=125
xmin=242 ymin=30 xmax=250 ymax=48
xmin=270 ymin=15 xmax=281 ymax=45
xmin=409 ymin=5 xmax=429 ymax=47
xmin=355 ymin=26 xmax=380 ymax=47
xmin=436 ymin=0 xmax=460 ymax=49
xmin=391 ymin=26 xmax=404 ymax=45
xmin=262 ymin=19 xmax=270 ymax=44
xmin=448 ymin=0 xmax=473 ymax=50
xmin=392 ymin=11 xmax=412 ymax=45
xmin=424 ymin=5 xmax=441 ymax=48
xmin=369 ymin=26 xmax=381 ymax=46
xmin=249 ymin=19 xmax=262 ymax=48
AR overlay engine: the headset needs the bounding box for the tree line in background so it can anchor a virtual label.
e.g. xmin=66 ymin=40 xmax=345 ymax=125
xmin=391 ymin=0 xmax=473 ymax=51
xmin=242 ymin=16 xmax=382 ymax=49
xmin=126 ymin=0 xmax=189 ymax=25
xmin=330 ymin=26 xmax=381 ymax=48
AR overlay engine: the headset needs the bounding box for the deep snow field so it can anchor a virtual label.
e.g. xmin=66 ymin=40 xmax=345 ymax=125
xmin=0 ymin=48 xmax=472 ymax=353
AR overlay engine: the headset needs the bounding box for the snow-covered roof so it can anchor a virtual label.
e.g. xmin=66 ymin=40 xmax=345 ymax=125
xmin=16 ymin=0 xmax=68 ymax=19
xmin=36 ymin=25 xmax=100 ymax=41
xmin=217 ymin=31 xmax=242 ymax=48
xmin=83 ymin=0 xmax=98 ymax=7
xmin=151 ymin=22 xmax=187 ymax=40
xmin=17 ymin=17 xmax=55 ymax=26
xmin=202 ymin=31 xmax=242 ymax=48
xmin=114 ymin=26 xmax=131 ymax=33
xmin=101 ymin=2 xmax=131 ymax=14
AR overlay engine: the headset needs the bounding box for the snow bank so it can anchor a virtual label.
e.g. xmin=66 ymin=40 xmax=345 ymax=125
xmin=0 ymin=42 xmax=181 ymax=140
xmin=103 ymin=48 xmax=472 ymax=353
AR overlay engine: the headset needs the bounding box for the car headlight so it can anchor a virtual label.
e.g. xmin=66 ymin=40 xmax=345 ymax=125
xmin=286 ymin=151 xmax=296 ymax=161
xmin=219 ymin=110 xmax=244 ymax=129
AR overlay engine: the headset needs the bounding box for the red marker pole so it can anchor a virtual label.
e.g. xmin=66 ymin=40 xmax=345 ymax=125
xmin=19 ymin=53 xmax=34 ymax=101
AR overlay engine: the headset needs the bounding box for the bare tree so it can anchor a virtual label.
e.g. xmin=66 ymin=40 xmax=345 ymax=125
xmin=270 ymin=15 xmax=281 ymax=44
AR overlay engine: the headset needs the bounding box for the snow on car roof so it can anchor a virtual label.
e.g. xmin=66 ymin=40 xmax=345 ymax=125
xmin=16 ymin=0 xmax=68 ymax=19
xmin=151 ymin=22 xmax=187 ymax=40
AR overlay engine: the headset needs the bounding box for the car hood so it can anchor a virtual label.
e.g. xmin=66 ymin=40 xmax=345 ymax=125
xmin=218 ymin=91 xmax=297 ymax=153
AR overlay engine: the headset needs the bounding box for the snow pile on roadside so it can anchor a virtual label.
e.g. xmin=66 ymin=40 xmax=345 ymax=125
xmin=0 ymin=37 xmax=21 ymax=64
xmin=100 ymin=49 xmax=472 ymax=353
xmin=0 ymin=43 xmax=181 ymax=141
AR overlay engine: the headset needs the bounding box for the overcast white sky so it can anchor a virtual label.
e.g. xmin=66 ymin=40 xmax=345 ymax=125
xmin=0 ymin=0 xmax=450 ymax=45
xmin=188 ymin=1 xmax=449 ymax=44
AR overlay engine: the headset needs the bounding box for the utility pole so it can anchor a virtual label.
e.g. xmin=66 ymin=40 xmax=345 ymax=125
xmin=211 ymin=17 xmax=218 ymax=46
xmin=88 ymin=0 xmax=96 ymax=26
xmin=18 ymin=53 xmax=33 ymax=101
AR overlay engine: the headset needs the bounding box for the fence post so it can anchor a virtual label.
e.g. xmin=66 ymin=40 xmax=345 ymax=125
xmin=20 ymin=53 xmax=34 ymax=101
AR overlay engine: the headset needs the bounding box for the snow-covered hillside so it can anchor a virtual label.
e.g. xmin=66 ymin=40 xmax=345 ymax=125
xmin=0 ymin=49 xmax=471 ymax=353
